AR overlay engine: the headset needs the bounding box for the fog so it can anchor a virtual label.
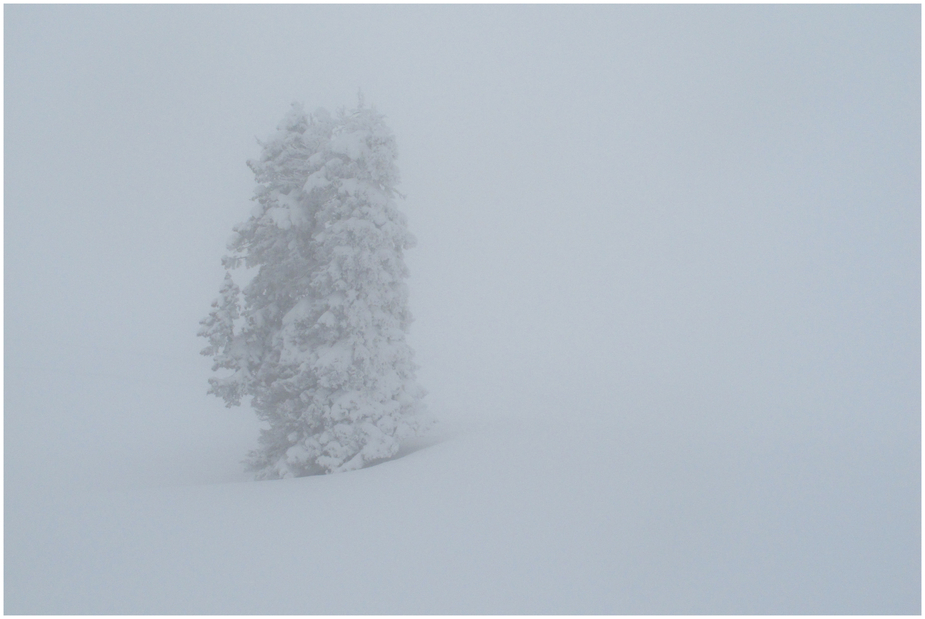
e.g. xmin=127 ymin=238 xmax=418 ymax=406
xmin=5 ymin=5 xmax=920 ymax=613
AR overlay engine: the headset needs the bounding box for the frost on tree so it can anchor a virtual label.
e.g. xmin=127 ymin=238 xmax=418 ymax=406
xmin=199 ymin=98 xmax=428 ymax=478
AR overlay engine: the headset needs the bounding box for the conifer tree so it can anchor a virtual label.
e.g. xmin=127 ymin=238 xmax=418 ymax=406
xmin=198 ymin=272 xmax=241 ymax=399
xmin=200 ymin=98 xmax=427 ymax=478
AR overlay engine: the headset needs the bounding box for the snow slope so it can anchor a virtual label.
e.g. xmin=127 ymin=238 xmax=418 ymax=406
xmin=6 ymin=408 xmax=917 ymax=614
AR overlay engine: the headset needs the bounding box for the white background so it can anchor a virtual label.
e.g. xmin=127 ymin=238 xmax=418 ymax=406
xmin=5 ymin=5 xmax=920 ymax=613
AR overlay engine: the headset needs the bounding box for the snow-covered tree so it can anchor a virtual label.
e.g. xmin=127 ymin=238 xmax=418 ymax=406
xmin=200 ymin=98 xmax=427 ymax=478
xmin=198 ymin=272 xmax=241 ymax=400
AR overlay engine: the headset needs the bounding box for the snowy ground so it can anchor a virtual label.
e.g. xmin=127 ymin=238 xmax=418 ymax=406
xmin=6 ymin=376 xmax=918 ymax=614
